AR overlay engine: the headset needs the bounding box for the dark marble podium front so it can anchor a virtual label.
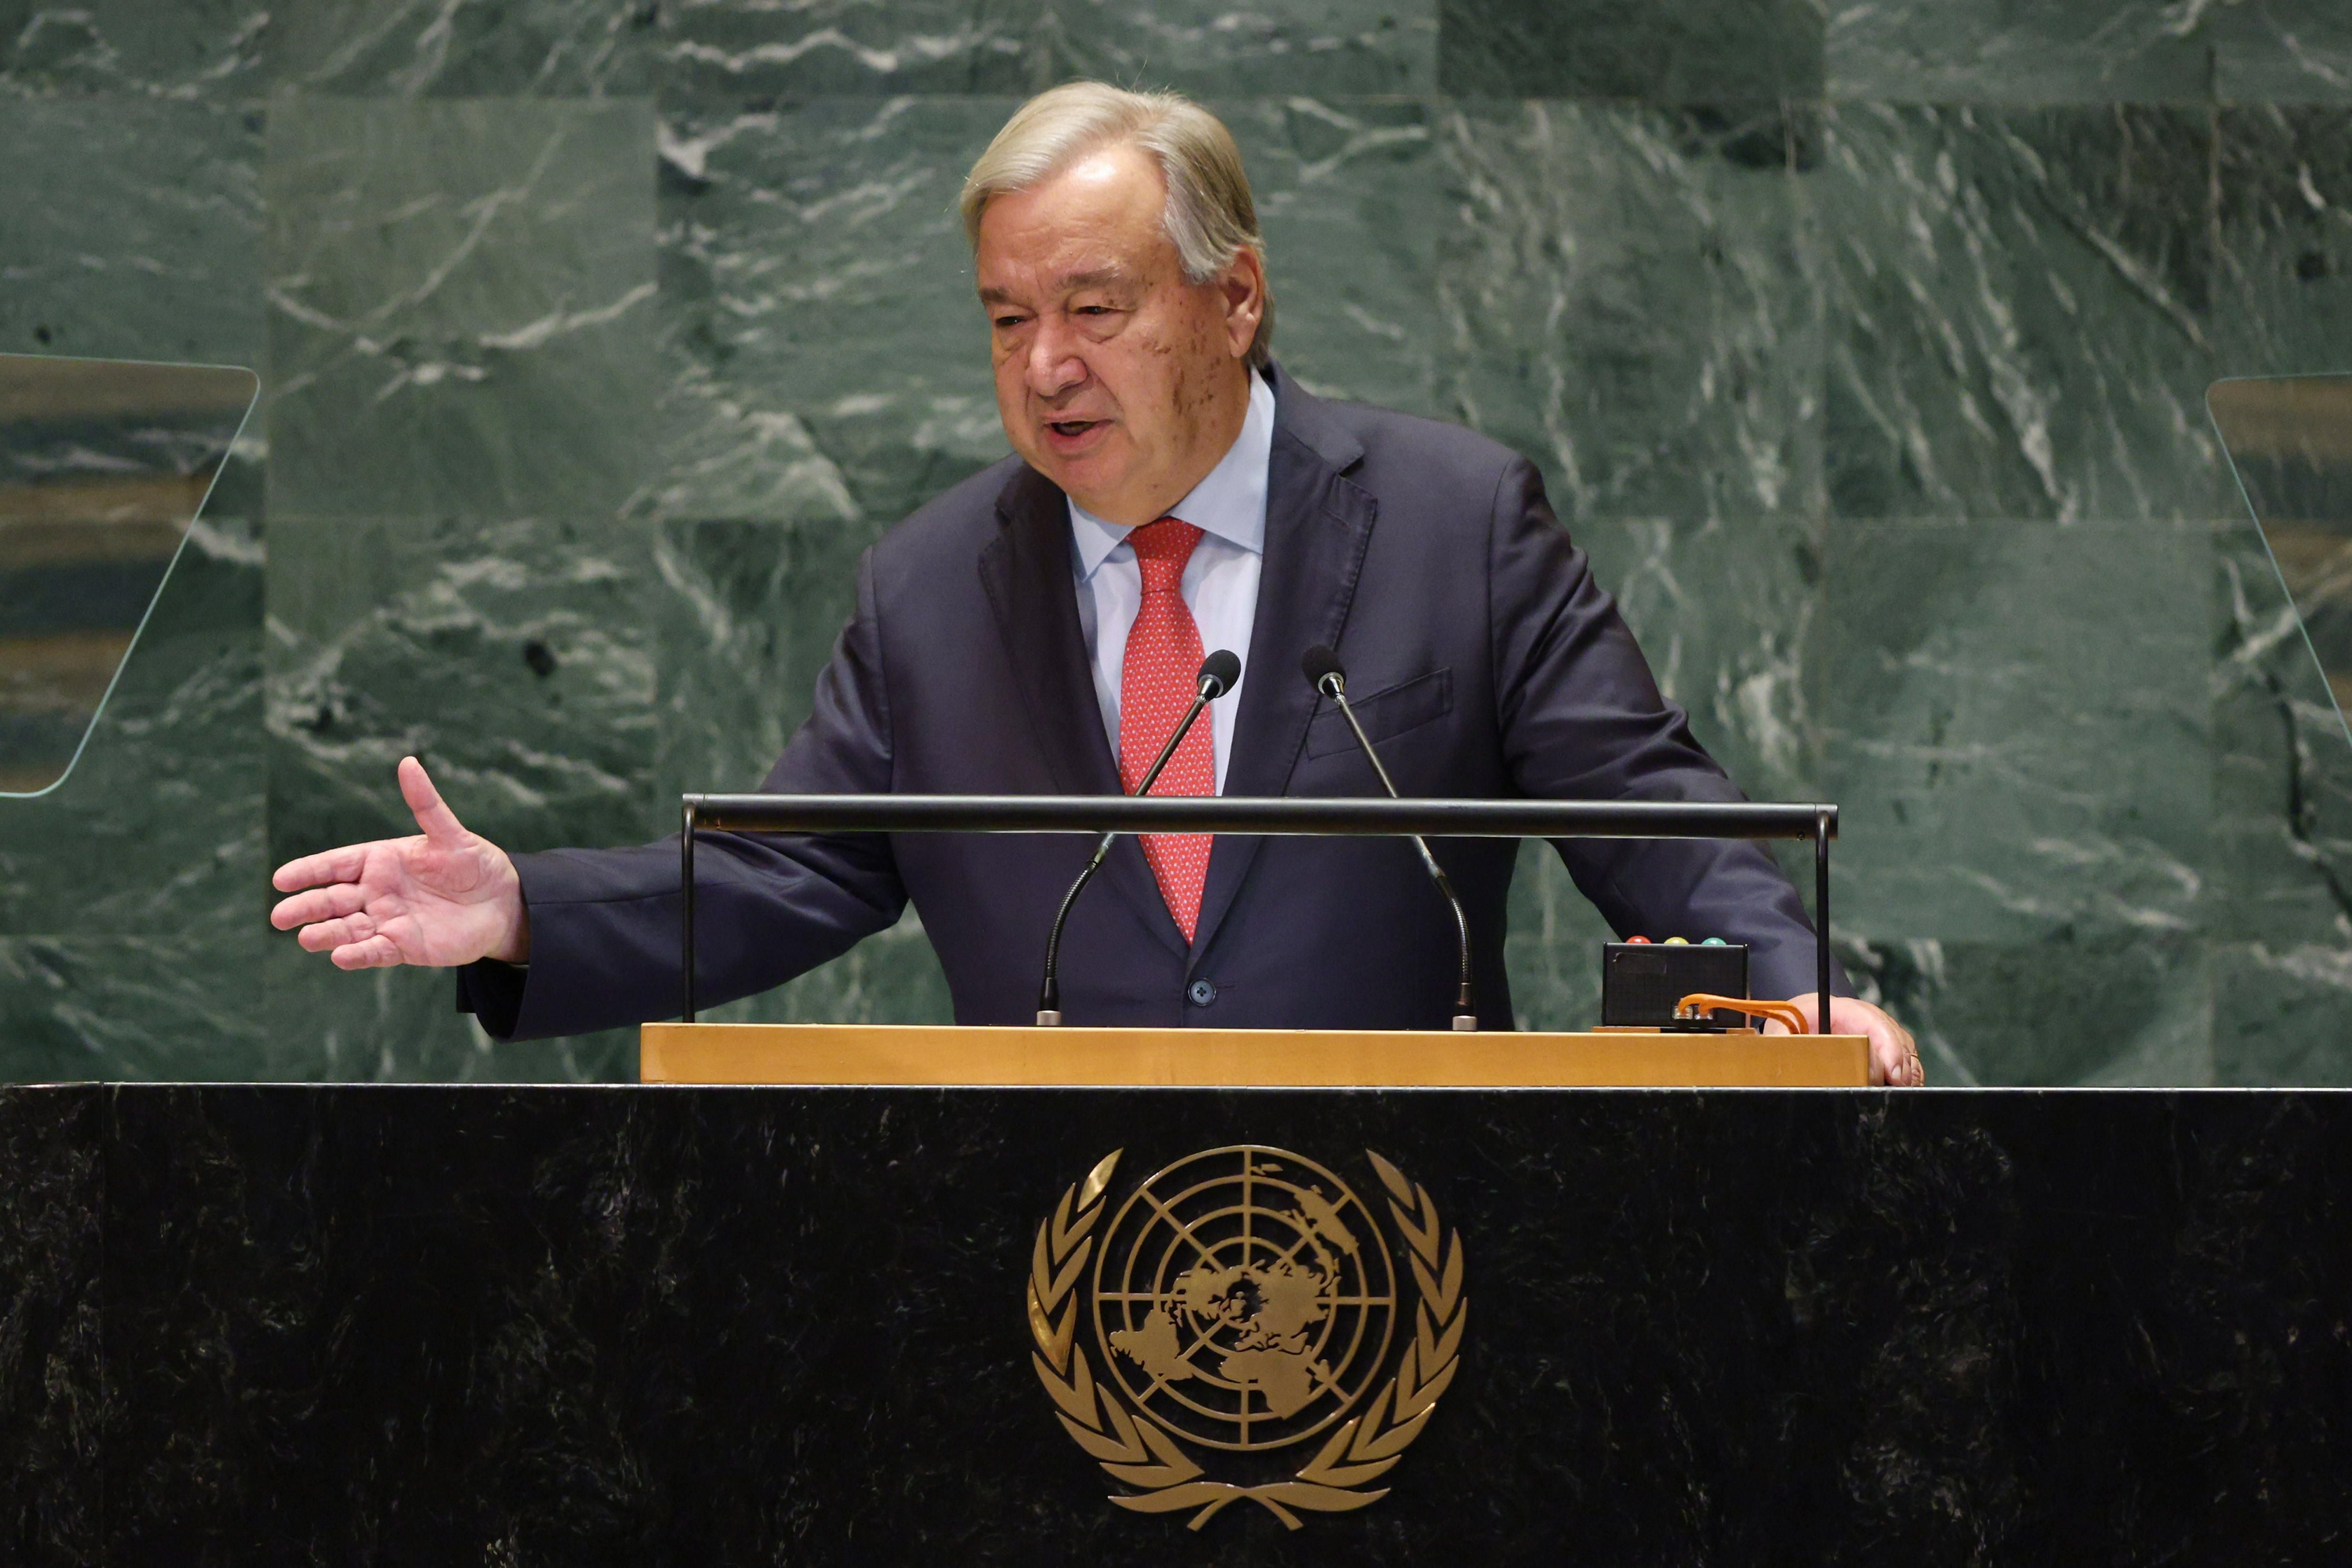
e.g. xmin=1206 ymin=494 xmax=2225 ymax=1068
xmin=1 ymin=1084 xmax=2344 ymax=1566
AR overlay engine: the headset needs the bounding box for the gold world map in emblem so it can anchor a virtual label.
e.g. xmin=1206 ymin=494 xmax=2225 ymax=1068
xmin=1027 ymin=1144 xmax=1468 ymax=1530
xmin=1092 ymin=1146 xmax=1396 ymax=1451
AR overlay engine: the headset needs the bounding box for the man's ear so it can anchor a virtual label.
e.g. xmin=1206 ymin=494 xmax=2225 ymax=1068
xmin=1216 ymin=248 xmax=1267 ymax=360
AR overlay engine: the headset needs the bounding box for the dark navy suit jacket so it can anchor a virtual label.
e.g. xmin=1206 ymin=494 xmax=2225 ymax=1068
xmin=461 ymin=368 xmax=1835 ymax=1038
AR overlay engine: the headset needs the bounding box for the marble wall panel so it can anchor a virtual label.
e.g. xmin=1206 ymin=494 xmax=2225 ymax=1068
xmin=267 ymin=0 xmax=658 ymax=96
xmin=1437 ymin=102 xmax=1824 ymax=531
xmin=1226 ymin=97 xmax=1445 ymax=419
xmin=1821 ymin=519 xmax=2214 ymax=1084
xmin=2205 ymin=1 xmax=2352 ymax=105
xmin=0 ymin=931 xmax=266 ymax=1081
xmin=263 ymin=96 xmax=658 ymax=519
xmin=1579 ymin=511 xmax=1822 ymax=801
xmin=655 ymin=96 xmax=1009 ymax=530
xmin=0 ymin=1087 xmax=100 ymax=1568
xmin=659 ymin=0 xmax=1046 ymax=97
xmin=1827 ymin=0 xmax=2352 ymax=106
xmin=1827 ymin=0 xmax=2217 ymax=105
xmin=2211 ymin=107 xmax=2352 ymax=374
xmin=0 ymin=0 xmax=267 ymax=97
xmin=0 ymin=99 xmax=263 ymax=364
xmin=1823 ymin=520 xmax=2211 ymax=945
xmin=642 ymin=383 xmax=861 ymax=528
xmin=2211 ymin=947 xmax=2352 ymax=1084
xmin=260 ymin=936 xmax=638 ymax=1079
xmin=1057 ymin=0 xmax=1436 ymax=98
xmin=1852 ymin=931 xmax=2213 ymax=1088
xmin=651 ymin=519 xmax=877 ymax=798
xmin=265 ymin=514 xmax=658 ymax=860
xmin=1438 ymin=0 xmax=1824 ymax=99
xmin=1820 ymin=105 xmax=2229 ymax=525
xmin=263 ymin=510 xmax=657 ymax=1078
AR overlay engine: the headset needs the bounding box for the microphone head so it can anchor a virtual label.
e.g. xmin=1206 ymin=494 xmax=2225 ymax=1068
xmin=1300 ymin=643 xmax=1345 ymax=694
xmin=1197 ymin=648 xmax=1242 ymax=700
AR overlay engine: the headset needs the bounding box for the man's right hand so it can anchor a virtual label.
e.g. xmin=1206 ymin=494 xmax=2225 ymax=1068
xmin=270 ymin=756 xmax=529 ymax=969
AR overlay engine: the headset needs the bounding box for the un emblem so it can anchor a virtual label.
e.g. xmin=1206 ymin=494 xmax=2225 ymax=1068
xmin=1027 ymin=1145 xmax=1467 ymax=1529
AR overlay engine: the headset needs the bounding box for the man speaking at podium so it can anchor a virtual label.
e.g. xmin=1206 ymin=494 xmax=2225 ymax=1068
xmin=270 ymin=83 xmax=1921 ymax=1086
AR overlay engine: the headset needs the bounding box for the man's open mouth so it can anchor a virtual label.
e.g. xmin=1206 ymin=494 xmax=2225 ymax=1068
xmin=1047 ymin=418 xmax=1103 ymax=439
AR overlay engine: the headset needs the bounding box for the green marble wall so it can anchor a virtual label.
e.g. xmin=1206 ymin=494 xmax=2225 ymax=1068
xmin=3 ymin=0 xmax=2350 ymax=1083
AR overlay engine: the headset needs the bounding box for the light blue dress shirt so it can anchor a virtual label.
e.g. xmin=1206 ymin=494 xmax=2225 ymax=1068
xmin=1068 ymin=368 xmax=1274 ymax=795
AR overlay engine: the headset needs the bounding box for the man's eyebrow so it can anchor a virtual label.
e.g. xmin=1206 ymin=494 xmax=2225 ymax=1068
xmin=976 ymin=268 xmax=1136 ymax=307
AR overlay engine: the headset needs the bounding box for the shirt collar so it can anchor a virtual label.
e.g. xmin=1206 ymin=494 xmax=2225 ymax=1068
xmin=1068 ymin=368 xmax=1275 ymax=581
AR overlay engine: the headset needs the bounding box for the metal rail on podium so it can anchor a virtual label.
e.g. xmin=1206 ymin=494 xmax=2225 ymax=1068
xmin=654 ymin=795 xmax=1855 ymax=1087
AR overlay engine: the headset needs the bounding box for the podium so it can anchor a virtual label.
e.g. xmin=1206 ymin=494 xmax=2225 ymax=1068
xmin=5 ymin=1076 xmax=2343 ymax=1558
xmin=638 ymin=1022 xmax=1873 ymax=1087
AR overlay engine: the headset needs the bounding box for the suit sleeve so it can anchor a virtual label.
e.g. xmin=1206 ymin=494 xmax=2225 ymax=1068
xmin=457 ymin=549 xmax=909 ymax=1040
xmin=1486 ymin=457 xmax=1845 ymax=1001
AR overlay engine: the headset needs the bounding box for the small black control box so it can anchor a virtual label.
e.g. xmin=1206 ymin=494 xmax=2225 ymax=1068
xmin=1601 ymin=942 xmax=1750 ymax=1028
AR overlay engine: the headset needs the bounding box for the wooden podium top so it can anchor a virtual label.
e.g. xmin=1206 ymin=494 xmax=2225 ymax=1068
xmin=638 ymin=1022 xmax=1871 ymax=1088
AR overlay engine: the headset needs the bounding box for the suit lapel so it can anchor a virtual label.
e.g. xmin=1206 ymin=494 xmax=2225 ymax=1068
xmin=978 ymin=464 xmax=1121 ymax=796
xmin=979 ymin=462 xmax=1190 ymax=960
xmin=1189 ymin=370 xmax=1376 ymax=967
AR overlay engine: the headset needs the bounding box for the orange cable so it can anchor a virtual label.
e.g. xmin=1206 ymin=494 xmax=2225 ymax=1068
xmin=1675 ymin=994 xmax=1812 ymax=1035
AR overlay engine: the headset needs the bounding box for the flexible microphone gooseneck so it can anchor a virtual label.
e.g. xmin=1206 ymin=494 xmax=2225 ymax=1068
xmin=1302 ymin=644 xmax=1478 ymax=1031
xmin=1037 ymin=648 xmax=1242 ymax=1026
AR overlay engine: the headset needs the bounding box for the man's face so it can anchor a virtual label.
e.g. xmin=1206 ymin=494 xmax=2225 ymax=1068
xmin=975 ymin=141 xmax=1261 ymax=525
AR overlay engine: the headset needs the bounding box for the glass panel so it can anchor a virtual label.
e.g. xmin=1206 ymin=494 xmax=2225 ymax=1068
xmin=0 ymin=353 xmax=258 ymax=796
xmin=2209 ymin=374 xmax=2352 ymax=745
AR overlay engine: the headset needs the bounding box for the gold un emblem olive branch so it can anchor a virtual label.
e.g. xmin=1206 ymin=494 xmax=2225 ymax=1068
xmin=1026 ymin=1145 xmax=1468 ymax=1530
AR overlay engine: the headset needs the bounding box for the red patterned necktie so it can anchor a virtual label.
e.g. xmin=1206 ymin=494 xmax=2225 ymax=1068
xmin=1119 ymin=517 xmax=1214 ymax=943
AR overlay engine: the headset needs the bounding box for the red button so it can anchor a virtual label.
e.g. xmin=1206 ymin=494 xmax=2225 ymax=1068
xmin=1627 ymin=935 xmax=1651 ymax=944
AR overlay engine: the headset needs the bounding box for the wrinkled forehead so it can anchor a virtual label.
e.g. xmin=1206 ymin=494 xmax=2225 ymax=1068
xmin=972 ymin=144 xmax=1178 ymax=299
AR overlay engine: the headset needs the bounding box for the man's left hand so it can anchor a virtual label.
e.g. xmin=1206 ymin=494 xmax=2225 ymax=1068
xmin=1781 ymin=993 xmax=1923 ymax=1086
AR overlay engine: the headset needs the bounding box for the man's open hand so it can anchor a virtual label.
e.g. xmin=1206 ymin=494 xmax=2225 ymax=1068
xmin=1779 ymin=993 xmax=1923 ymax=1086
xmin=270 ymin=756 xmax=528 ymax=969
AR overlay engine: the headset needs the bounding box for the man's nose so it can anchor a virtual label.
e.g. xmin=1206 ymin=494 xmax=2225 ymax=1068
xmin=1024 ymin=315 xmax=1088 ymax=398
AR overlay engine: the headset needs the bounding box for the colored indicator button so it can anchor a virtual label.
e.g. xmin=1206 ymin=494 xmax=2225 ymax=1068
xmin=1627 ymin=935 xmax=1651 ymax=944
xmin=1664 ymin=937 xmax=1689 ymax=945
xmin=1701 ymin=937 xmax=1727 ymax=946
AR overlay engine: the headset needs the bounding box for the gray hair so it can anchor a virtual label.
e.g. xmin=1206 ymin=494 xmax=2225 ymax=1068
xmin=960 ymin=82 xmax=1274 ymax=371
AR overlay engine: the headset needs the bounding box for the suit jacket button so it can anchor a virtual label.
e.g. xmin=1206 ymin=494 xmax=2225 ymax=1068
xmin=1187 ymin=979 xmax=1217 ymax=1007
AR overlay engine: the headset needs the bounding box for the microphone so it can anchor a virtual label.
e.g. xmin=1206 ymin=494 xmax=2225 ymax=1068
xmin=1302 ymin=644 xmax=1478 ymax=1031
xmin=1037 ymin=649 xmax=1241 ymax=1025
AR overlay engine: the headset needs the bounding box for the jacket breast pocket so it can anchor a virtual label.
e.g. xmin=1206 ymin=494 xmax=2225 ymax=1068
xmin=1304 ymin=668 xmax=1454 ymax=760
